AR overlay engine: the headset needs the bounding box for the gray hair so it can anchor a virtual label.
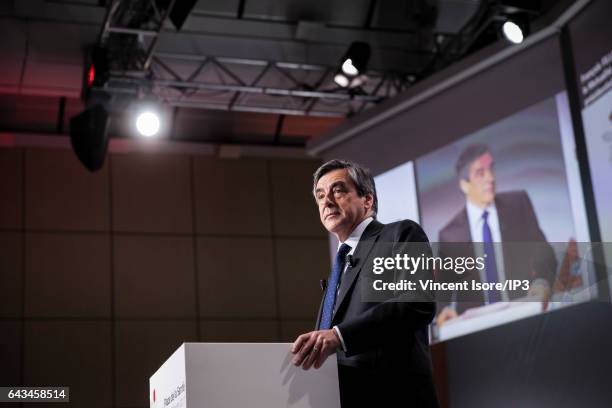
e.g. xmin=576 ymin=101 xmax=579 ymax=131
xmin=312 ymin=159 xmax=378 ymax=216
xmin=455 ymin=143 xmax=490 ymax=181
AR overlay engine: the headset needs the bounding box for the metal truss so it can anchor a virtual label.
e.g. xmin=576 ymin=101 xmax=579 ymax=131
xmin=94 ymin=0 xmax=410 ymax=117
xmin=98 ymin=0 xmax=176 ymax=71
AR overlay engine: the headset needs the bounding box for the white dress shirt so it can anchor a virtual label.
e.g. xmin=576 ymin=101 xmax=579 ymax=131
xmin=338 ymin=216 xmax=374 ymax=262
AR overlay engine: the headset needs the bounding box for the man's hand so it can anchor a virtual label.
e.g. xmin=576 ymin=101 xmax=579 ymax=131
xmin=291 ymin=329 xmax=340 ymax=370
xmin=527 ymin=280 xmax=552 ymax=311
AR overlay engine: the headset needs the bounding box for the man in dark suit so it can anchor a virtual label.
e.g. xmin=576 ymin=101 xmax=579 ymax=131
xmin=436 ymin=143 xmax=557 ymax=325
xmin=291 ymin=159 xmax=439 ymax=407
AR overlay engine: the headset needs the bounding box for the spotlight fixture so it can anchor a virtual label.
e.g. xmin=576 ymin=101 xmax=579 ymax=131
xmin=334 ymin=42 xmax=371 ymax=88
xmin=341 ymin=59 xmax=359 ymax=76
xmin=500 ymin=14 xmax=529 ymax=45
xmin=135 ymin=110 xmax=161 ymax=137
xmin=502 ymin=21 xmax=523 ymax=44
xmin=333 ymin=73 xmax=350 ymax=88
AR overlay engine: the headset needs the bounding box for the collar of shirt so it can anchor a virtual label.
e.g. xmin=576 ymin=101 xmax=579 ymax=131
xmin=338 ymin=216 xmax=374 ymax=256
xmin=465 ymin=199 xmax=501 ymax=242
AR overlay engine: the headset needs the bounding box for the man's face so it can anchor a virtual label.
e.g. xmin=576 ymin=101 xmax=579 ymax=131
xmin=314 ymin=169 xmax=373 ymax=240
xmin=460 ymin=152 xmax=496 ymax=208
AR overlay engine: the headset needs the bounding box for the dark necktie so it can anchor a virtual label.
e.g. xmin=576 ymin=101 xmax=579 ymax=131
xmin=482 ymin=210 xmax=501 ymax=303
xmin=320 ymin=243 xmax=352 ymax=330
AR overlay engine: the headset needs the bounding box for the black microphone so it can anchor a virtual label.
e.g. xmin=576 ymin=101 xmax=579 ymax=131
xmin=320 ymin=279 xmax=327 ymax=291
xmin=346 ymin=254 xmax=356 ymax=268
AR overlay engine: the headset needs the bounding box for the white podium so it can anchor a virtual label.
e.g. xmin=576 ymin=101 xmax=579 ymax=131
xmin=149 ymin=343 xmax=341 ymax=408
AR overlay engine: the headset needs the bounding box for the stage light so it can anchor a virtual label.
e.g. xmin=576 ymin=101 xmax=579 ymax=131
xmin=502 ymin=20 xmax=524 ymax=44
xmin=135 ymin=111 xmax=161 ymax=137
xmin=340 ymin=42 xmax=370 ymax=77
xmin=334 ymin=42 xmax=371 ymax=88
xmin=500 ymin=12 xmax=530 ymax=45
xmin=348 ymin=75 xmax=367 ymax=88
xmin=334 ymin=73 xmax=350 ymax=88
xmin=341 ymin=59 xmax=359 ymax=76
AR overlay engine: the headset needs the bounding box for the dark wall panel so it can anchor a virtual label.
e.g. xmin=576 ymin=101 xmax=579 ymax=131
xmin=447 ymin=302 xmax=612 ymax=408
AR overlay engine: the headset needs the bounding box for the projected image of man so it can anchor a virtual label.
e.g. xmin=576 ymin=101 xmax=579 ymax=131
xmin=436 ymin=143 xmax=557 ymax=325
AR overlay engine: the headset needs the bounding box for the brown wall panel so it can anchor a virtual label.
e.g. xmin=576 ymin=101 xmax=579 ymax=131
xmin=0 ymin=232 xmax=22 ymax=318
xmin=0 ymin=148 xmax=23 ymax=229
xmin=193 ymin=157 xmax=272 ymax=236
xmin=24 ymin=321 xmax=112 ymax=408
xmin=25 ymin=233 xmax=111 ymax=318
xmin=269 ymin=159 xmax=326 ymax=237
xmin=111 ymin=153 xmax=193 ymax=233
xmin=114 ymin=235 xmax=196 ymax=318
xmin=26 ymin=149 xmax=110 ymax=231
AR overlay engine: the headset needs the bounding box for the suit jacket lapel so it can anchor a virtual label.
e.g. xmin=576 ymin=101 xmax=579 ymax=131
xmin=446 ymin=208 xmax=475 ymax=262
xmin=332 ymin=220 xmax=384 ymax=320
xmin=456 ymin=207 xmax=472 ymax=242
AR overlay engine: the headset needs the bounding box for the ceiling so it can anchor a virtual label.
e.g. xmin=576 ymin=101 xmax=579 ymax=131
xmin=0 ymin=0 xmax=559 ymax=147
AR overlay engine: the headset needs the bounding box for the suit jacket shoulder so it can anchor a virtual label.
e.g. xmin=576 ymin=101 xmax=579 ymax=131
xmin=439 ymin=207 xmax=469 ymax=243
xmin=495 ymin=190 xmax=547 ymax=242
xmin=495 ymin=190 xmax=531 ymax=212
xmin=377 ymin=219 xmax=429 ymax=243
